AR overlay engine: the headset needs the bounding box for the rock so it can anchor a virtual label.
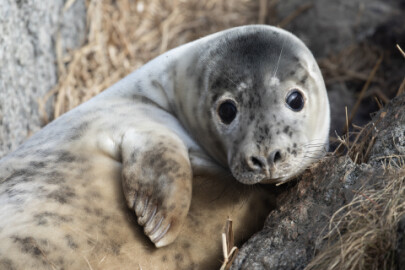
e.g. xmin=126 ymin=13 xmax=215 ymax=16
xmin=396 ymin=216 xmax=405 ymax=270
xmin=0 ymin=0 xmax=86 ymax=158
xmin=276 ymin=0 xmax=402 ymax=58
xmin=368 ymin=97 xmax=405 ymax=165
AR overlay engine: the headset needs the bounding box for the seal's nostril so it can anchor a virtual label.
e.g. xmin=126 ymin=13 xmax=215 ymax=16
xmin=274 ymin=151 xmax=282 ymax=163
xmin=269 ymin=150 xmax=282 ymax=165
xmin=250 ymin=156 xmax=264 ymax=169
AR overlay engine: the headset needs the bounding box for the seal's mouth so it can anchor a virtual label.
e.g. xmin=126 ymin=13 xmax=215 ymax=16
xmin=231 ymin=169 xmax=288 ymax=185
xmin=229 ymin=156 xmax=283 ymax=185
xmin=259 ymin=175 xmax=290 ymax=184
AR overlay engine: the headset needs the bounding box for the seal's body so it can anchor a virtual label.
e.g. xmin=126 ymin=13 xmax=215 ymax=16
xmin=0 ymin=25 xmax=329 ymax=269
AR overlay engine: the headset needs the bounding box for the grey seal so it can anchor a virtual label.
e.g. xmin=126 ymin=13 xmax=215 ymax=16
xmin=0 ymin=25 xmax=330 ymax=255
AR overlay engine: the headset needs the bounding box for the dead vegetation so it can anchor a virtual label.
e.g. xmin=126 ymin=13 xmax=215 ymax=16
xmin=41 ymin=0 xmax=261 ymax=122
xmin=308 ymin=119 xmax=405 ymax=269
xmin=310 ymin=76 xmax=405 ymax=269
xmin=306 ymin=167 xmax=405 ymax=270
xmin=47 ymin=1 xmax=404 ymax=269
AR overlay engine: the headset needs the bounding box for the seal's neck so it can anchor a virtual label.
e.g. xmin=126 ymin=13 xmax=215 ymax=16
xmin=98 ymin=60 xmax=170 ymax=111
xmin=98 ymin=30 xmax=224 ymax=111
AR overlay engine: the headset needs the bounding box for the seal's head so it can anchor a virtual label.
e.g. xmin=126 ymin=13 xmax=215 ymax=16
xmin=182 ymin=25 xmax=330 ymax=185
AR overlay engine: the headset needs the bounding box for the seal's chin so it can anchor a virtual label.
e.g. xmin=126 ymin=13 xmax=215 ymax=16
xmin=260 ymin=176 xmax=294 ymax=186
xmin=259 ymin=177 xmax=287 ymax=184
xmin=232 ymin=172 xmax=294 ymax=185
xmin=229 ymin=160 xmax=303 ymax=185
xmin=230 ymin=168 xmax=286 ymax=185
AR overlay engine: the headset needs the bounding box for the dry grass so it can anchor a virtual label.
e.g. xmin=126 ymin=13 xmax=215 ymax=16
xmin=41 ymin=0 xmax=263 ymax=122
xmin=306 ymin=168 xmax=405 ymax=270
xmin=41 ymin=0 xmax=320 ymax=123
xmin=220 ymin=219 xmax=238 ymax=270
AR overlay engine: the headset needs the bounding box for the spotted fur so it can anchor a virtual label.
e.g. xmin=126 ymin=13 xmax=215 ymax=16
xmin=0 ymin=25 xmax=329 ymax=269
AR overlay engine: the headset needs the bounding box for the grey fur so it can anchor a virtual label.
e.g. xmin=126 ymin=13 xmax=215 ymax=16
xmin=0 ymin=25 xmax=329 ymax=267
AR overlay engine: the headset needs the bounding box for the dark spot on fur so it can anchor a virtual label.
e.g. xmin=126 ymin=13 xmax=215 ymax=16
xmin=57 ymin=257 xmax=65 ymax=268
xmin=69 ymin=121 xmax=90 ymax=141
xmin=33 ymin=149 xmax=53 ymax=158
xmin=48 ymin=185 xmax=76 ymax=204
xmin=161 ymin=255 xmax=168 ymax=262
xmin=129 ymin=151 xmax=138 ymax=164
xmin=182 ymin=242 xmax=191 ymax=249
xmin=12 ymin=236 xmax=42 ymax=256
xmin=83 ymin=206 xmax=91 ymax=214
xmin=211 ymin=93 xmax=219 ymax=103
xmin=168 ymin=203 xmax=176 ymax=211
xmin=44 ymin=171 xmax=65 ymax=184
xmin=93 ymin=207 xmax=103 ymax=217
xmin=263 ymin=125 xmax=269 ymax=135
xmin=289 ymin=70 xmax=296 ymax=76
xmin=174 ymin=253 xmax=184 ymax=262
xmin=132 ymin=94 xmax=166 ymax=111
xmin=300 ymin=74 xmax=308 ymax=85
xmin=34 ymin=211 xmax=72 ymax=226
xmin=137 ymin=147 xmax=183 ymax=179
xmin=3 ymin=185 xmax=28 ymax=200
xmin=109 ymin=241 xmax=121 ymax=255
xmin=65 ymin=235 xmax=78 ymax=250
xmin=0 ymin=258 xmax=16 ymax=270
xmin=2 ymin=169 xmax=36 ymax=183
xmin=180 ymin=202 xmax=188 ymax=209
xmin=55 ymin=151 xmax=76 ymax=163
xmin=29 ymin=161 xmax=46 ymax=169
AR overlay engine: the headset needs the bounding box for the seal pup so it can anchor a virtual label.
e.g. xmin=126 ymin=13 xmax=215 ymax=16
xmin=0 ymin=25 xmax=329 ymax=268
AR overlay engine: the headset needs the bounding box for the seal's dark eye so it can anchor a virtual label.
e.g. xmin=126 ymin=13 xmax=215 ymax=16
xmin=218 ymin=100 xmax=237 ymax=124
xmin=286 ymin=90 xmax=304 ymax=111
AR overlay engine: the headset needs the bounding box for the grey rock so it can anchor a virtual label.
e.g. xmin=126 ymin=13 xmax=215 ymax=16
xmin=397 ymin=216 xmax=405 ymax=270
xmin=368 ymin=97 xmax=405 ymax=166
xmin=327 ymin=84 xmax=355 ymax=136
xmin=0 ymin=0 xmax=86 ymax=158
xmin=277 ymin=0 xmax=401 ymax=58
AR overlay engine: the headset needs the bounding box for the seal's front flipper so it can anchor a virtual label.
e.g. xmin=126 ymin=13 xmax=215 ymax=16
xmin=121 ymin=129 xmax=192 ymax=247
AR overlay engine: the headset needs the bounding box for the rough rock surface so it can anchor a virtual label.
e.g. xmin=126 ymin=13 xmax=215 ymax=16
xmin=276 ymin=0 xmax=403 ymax=58
xmin=0 ymin=0 xmax=86 ymax=158
xmin=231 ymin=94 xmax=405 ymax=269
xmin=397 ymin=216 xmax=405 ymax=269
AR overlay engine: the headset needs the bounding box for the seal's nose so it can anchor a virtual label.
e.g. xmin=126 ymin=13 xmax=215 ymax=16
xmin=248 ymin=149 xmax=283 ymax=177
